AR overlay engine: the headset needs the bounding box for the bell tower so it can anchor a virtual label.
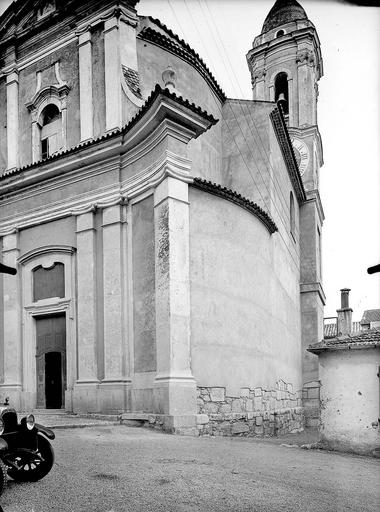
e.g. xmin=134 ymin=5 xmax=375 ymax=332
xmin=247 ymin=0 xmax=326 ymax=389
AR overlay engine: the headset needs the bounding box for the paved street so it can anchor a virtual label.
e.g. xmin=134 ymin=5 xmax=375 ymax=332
xmin=1 ymin=425 xmax=379 ymax=512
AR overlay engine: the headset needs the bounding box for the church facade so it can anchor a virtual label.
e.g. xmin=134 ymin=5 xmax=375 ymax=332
xmin=0 ymin=0 xmax=325 ymax=435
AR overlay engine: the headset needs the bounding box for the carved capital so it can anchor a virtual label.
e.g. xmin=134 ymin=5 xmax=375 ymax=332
xmin=251 ymin=68 xmax=266 ymax=86
xmin=296 ymin=51 xmax=315 ymax=66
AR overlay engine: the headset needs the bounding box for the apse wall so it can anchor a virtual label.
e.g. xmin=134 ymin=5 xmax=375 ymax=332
xmin=189 ymin=187 xmax=302 ymax=396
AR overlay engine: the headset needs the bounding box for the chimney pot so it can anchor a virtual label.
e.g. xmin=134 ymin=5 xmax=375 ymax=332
xmin=337 ymin=288 xmax=353 ymax=335
xmin=340 ymin=288 xmax=351 ymax=309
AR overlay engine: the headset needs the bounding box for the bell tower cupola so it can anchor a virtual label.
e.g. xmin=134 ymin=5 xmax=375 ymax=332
xmin=247 ymin=0 xmax=323 ymax=192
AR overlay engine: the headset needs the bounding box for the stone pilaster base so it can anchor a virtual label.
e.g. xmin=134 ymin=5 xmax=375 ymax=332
xmin=120 ymin=412 xmax=197 ymax=435
xmin=153 ymin=378 xmax=197 ymax=417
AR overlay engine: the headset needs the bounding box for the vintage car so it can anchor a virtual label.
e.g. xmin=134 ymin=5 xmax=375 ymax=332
xmin=0 ymin=398 xmax=55 ymax=495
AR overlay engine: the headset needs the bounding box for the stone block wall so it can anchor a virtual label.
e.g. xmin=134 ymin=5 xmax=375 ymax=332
xmin=196 ymin=381 xmax=304 ymax=437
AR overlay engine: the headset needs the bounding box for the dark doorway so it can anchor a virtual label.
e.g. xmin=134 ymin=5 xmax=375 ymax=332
xmin=36 ymin=314 xmax=66 ymax=409
xmin=45 ymin=352 xmax=62 ymax=408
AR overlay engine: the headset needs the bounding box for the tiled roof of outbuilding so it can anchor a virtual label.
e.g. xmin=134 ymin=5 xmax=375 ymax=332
xmin=308 ymin=328 xmax=380 ymax=354
xmin=360 ymin=309 xmax=380 ymax=325
xmin=323 ymin=320 xmax=361 ymax=339
xmin=0 ymin=85 xmax=217 ymax=182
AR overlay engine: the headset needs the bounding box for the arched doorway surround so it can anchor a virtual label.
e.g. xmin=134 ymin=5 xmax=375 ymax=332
xmin=18 ymin=246 xmax=76 ymax=411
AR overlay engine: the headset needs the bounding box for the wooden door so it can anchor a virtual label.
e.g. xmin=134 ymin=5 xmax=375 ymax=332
xmin=36 ymin=314 xmax=66 ymax=409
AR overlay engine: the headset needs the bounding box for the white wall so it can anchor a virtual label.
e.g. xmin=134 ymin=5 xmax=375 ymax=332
xmin=319 ymin=348 xmax=380 ymax=455
xmin=189 ymin=188 xmax=302 ymax=396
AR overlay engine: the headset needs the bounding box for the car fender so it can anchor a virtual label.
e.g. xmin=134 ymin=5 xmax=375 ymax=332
xmin=35 ymin=424 xmax=55 ymax=440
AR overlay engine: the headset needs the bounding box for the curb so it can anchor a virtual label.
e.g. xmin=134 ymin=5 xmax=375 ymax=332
xmin=47 ymin=421 xmax=121 ymax=429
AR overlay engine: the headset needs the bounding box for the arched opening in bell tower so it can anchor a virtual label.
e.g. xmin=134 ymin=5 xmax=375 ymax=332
xmin=274 ymin=72 xmax=289 ymax=115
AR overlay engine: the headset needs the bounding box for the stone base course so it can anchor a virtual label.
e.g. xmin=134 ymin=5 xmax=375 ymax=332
xmin=196 ymin=381 xmax=304 ymax=437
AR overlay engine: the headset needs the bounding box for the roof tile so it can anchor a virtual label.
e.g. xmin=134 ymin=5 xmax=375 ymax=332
xmin=309 ymin=327 xmax=380 ymax=353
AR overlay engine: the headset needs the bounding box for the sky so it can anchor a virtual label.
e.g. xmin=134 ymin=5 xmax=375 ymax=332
xmin=0 ymin=0 xmax=379 ymax=320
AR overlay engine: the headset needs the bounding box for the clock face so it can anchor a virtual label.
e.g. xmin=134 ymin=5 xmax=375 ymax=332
xmin=291 ymin=138 xmax=309 ymax=176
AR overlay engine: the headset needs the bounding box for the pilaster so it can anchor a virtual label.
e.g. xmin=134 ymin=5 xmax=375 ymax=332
xmin=73 ymin=212 xmax=99 ymax=411
xmin=153 ymin=176 xmax=197 ymax=433
xmin=6 ymin=70 xmax=19 ymax=170
xmin=99 ymin=204 xmax=130 ymax=412
xmin=102 ymin=205 xmax=125 ymax=380
xmin=300 ymin=195 xmax=325 ymax=384
xmin=296 ymin=52 xmax=315 ymax=127
xmin=78 ymin=31 xmax=94 ymax=141
xmin=0 ymin=233 xmax=22 ymax=409
xmin=104 ymin=16 xmax=121 ymax=131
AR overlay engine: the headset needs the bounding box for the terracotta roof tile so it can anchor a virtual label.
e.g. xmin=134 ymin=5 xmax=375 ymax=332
xmin=122 ymin=66 xmax=143 ymax=99
xmin=191 ymin=178 xmax=278 ymax=234
xmin=309 ymin=327 xmax=380 ymax=354
xmin=323 ymin=322 xmax=337 ymax=339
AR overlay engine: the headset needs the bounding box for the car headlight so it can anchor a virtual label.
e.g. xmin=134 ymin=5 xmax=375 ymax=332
xmin=26 ymin=413 xmax=35 ymax=431
xmin=0 ymin=418 xmax=4 ymax=435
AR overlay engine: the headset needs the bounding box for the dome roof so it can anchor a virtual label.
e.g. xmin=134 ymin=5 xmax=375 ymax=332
xmin=262 ymin=0 xmax=308 ymax=33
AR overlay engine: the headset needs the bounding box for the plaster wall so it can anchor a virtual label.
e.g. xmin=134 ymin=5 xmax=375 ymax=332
xmin=137 ymin=39 xmax=222 ymax=183
xmin=222 ymin=100 xmax=271 ymax=212
xmin=189 ymin=188 xmax=302 ymax=396
xmin=300 ymin=198 xmax=324 ymax=383
xmin=19 ymin=217 xmax=76 ymax=256
xmin=301 ymin=291 xmax=323 ymax=382
xmin=319 ymin=348 xmax=380 ymax=455
xmin=0 ymin=79 xmax=6 ymax=173
xmin=222 ymin=100 xmax=300 ymax=254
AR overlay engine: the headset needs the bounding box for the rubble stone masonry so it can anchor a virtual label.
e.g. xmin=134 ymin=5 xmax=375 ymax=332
xmin=195 ymin=381 xmax=304 ymax=437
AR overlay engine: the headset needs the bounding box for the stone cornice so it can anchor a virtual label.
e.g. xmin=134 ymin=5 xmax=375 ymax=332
xmin=139 ymin=23 xmax=226 ymax=103
xmin=0 ymin=150 xmax=191 ymax=236
xmin=304 ymin=189 xmax=325 ymax=223
xmin=270 ymin=107 xmax=306 ymax=203
xmin=190 ymin=178 xmax=278 ymax=235
xmin=300 ymin=282 xmax=326 ymax=304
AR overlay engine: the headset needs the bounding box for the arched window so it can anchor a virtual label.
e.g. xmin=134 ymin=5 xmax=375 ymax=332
xmin=275 ymin=72 xmax=289 ymax=115
xmin=276 ymin=30 xmax=285 ymax=38
xmin=39 ymin=104 xmax=62 ymax=159
xmin=290 ymin=191 xmax=295 ymax=238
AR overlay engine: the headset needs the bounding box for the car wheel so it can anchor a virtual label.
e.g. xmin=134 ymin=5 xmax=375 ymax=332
xmin=7 ymin=434 xmax=54 ymax=482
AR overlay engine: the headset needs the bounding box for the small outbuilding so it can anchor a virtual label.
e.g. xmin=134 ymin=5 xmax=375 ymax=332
xmin=308 ymin=328 xmax=380 ymax=456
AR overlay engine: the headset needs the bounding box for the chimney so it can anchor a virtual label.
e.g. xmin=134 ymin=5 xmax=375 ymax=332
xmin=336 ymin=288 xmax=352 ymax=336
